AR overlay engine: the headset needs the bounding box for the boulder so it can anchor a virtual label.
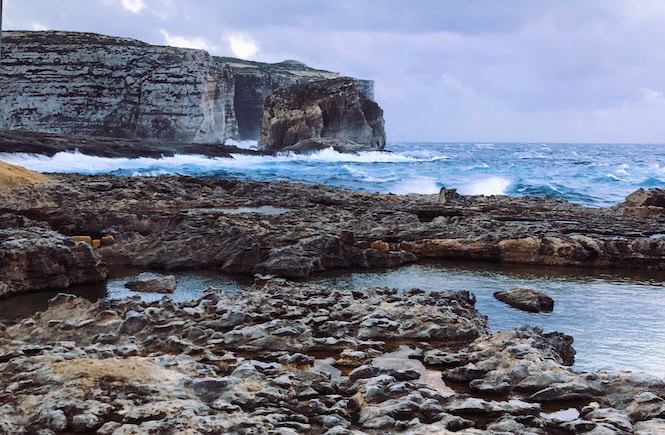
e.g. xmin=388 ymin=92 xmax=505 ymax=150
xmin=620 ymin=188 xmax=665 ymax=208
xmin=494 ymin=288 xmax=554 ymax=313
xmin=258 ymin=77 xmax=386 ymax=153
xmin=125 ymin=273 xmax=177 ymax=293
xmin=0 ymin=227 xmax=108 ymax=297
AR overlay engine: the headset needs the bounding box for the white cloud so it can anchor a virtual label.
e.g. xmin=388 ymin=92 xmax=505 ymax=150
xmin=121 ymin=0 xmax=147 ymax=14
xmin=159 ymin=29 xmax=212 ymax=51
xmin=30 ymin=22 xmax=50 ymax=31
xmin=640 ymin=87 xmax=665 ymax=105
xmin=225 ymin=34 xmax=259 ymax=59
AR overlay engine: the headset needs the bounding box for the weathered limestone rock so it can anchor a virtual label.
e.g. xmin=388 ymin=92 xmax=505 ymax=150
xmin=0 ymin=227 xmax=108 ymax=297
xmin=1 ymin=31 xmax=372 ymax=145
xmin=125 ymin=272 xmax=177 ymax=293
xmin=493 ymin=287 xmax=555 ymax=313
xmin=258 ymin=77 xmax=386 ymax=152
xmin=1 ymin=280 xmax=665 ymax=433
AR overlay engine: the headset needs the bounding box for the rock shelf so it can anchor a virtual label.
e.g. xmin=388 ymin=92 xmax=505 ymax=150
xmin=1 ymin=280 xmax=664 ymax=433
xmin=1 ymin=173 xmax=664 ymax=297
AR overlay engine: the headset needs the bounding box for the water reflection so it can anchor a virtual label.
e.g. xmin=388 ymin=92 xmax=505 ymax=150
xmin=309 ymin=261 xmax=665 ymax=377
xmin=2 ymin=261 xmax=664 ymax=378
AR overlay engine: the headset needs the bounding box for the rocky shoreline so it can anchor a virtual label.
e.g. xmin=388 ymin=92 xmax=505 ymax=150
xmin=1 ymin=167 xmax=665 ymax=432
xmin=1 ymin=279 xmax=664 ymax=434
xmin=1 ymin=171 xmax=664 ymax=297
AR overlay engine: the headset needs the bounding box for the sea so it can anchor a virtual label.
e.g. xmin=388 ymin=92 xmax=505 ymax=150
xmin=3 ymin=142 xmax=665 ymax=207
xmin=2 ymin=141 xmax=665 ymax=376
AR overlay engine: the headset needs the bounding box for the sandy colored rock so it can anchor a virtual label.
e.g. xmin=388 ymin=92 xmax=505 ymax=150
xmin=0 ymin=160 xmax=46 ymax=189
xmin=70 ymin=235 xmax=93 ymax=245
xmin=100 ymin=235 xmax=116 ymax=246
xmin=370 ymin=240 xmax=390 ymax=253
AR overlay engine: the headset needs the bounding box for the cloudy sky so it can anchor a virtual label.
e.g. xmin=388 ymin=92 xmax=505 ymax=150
xmin=4 ymin=0 xmax=665 ymax=143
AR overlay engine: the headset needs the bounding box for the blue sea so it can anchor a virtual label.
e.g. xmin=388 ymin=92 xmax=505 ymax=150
xmin=3 ymin=142 xmax=665 ymax=207
xmin=2 ymin=142 xmax=665 ymax=376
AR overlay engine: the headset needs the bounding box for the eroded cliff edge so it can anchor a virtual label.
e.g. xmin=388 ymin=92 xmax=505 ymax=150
xmin=0 ymin=31 xmax=374 ymax=143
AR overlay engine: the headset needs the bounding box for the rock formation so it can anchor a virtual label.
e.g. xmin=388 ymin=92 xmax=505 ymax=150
xmin=1 ymin=280 xmax=664 ymax=433
xmin=493 ymin=287 xmax=555 ymax=313
xmin=0 ymin=227 xmax=108 ymax=297
xmin=2 ymin=175 xmax=665 ymax=297
xmin=258 ymin=77 xmax=386 ymax=152
xmin=0 ymin=31 xmax=373 ymax=144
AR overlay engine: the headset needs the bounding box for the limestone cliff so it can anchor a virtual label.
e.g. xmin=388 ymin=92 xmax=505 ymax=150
xmin=0 ymin=31 xmax=373 ymax=143
xmin=258 ymin=77 xmax=386 ymax=152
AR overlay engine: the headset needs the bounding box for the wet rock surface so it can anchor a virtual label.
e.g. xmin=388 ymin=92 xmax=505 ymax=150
xmin=1 ymin=174 xmax=664 ymax=295
xmin=493 ymin=287 xmax=555 ymax=313
xmin=0 ymin=279 xmax=663 ymax=434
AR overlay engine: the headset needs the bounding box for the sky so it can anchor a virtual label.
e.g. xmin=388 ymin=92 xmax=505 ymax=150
xmin=4 ymin=0 xmax=665 ymax=143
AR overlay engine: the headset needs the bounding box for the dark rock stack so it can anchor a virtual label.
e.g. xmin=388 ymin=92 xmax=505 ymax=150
xmin=258 ymin=77 xmax=387 ymax=153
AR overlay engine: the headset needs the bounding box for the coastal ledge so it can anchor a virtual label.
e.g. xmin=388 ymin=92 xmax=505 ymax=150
xmin=1 ymin=172 xmax=665 ymax=296
xmin=1 ymin=279 xmax=664 ymax=433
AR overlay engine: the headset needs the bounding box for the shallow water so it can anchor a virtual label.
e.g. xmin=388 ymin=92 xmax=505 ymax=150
xmin=309 ymin=262 xmax=665 ymax=378
xmin=3 ymin=263 xmax=664 ymax=378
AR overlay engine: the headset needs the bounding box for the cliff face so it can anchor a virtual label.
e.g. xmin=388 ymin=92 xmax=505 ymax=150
xmin=0 ymin=31 xmax=371 ymax=143
xmin=258 ymin=77 xmax=386 ymax=152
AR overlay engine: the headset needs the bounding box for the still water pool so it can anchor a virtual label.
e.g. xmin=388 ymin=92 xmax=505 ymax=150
xmin=2 ymin=262 xmax=663 ymax=377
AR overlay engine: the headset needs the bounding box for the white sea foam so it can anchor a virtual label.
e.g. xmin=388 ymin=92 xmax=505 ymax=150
xmin=342 ymin=165 xmax=393 ymax=183
xmin=225 ymin=139 xmax=258 ymax=149
xmin=0 ymin=151 xmax=224 ymax=174
xmin=387 ymin=176 xmax=440 ymax=195
xmin=0 ymin=148 xmax=420 ymax=175
xmin=459 ymin=176 xmax=512 ymax=196
xmin=271 ymin=147 xmax=420 ymax=163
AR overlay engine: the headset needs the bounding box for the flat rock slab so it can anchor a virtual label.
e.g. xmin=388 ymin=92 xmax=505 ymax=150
xmin=125 ymin=273 xmax=177 ymax=293
xmin=493 ymin=287 xmax=554 ymax=313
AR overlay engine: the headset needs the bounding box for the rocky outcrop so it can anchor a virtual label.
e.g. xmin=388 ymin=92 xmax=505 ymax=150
xmin=0 ymin=280 xmax=664 ymax=433
xmin=1 ymin=174 xmax=665 ymax=289
xmin=0 ymin=227 xmax=108 ymax=297
xmin=616 ymin=188 xmax=665 ymax=217
xmin=493 ymin=288 xmax=554 ymax=313
xmin=258 ymin=77 xmax=386 ymax=152
xmin=0 ymin=31 xmax=372 ymax=145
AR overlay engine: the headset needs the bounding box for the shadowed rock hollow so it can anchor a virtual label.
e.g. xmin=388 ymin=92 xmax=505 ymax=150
xmin=258 ymin=77 xmax=387 ymax=153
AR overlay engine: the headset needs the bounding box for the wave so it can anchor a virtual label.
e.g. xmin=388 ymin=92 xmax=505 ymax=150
xmin=513 ymin=182 xmax=601 ymax=205
xmin=639 ymin=177 xmax=665 ymax=188
xmin=342 ymin=165 xmax=393 ymax=183
xmin=0 ymin=151 xmax=227 ymax=175
xmin=0 ymin=148 xmax=421 ymax=176
xmin=387 ymin=176 xmax=440 ymax=195
xmin=272 ymin=148 xmax=422 ymax=163
xmin=459 ymin=176 xmax=512 ymax=196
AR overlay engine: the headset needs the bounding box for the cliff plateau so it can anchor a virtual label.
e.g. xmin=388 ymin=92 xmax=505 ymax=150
xmin=0 ymin=31 xmax=374 ymax=144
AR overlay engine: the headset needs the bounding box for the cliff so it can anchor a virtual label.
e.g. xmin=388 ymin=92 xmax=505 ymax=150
xmin=0 ymin=31 xmax=374 ymax=143
xmin=258 ymin=77 xmax=386 ymax=152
